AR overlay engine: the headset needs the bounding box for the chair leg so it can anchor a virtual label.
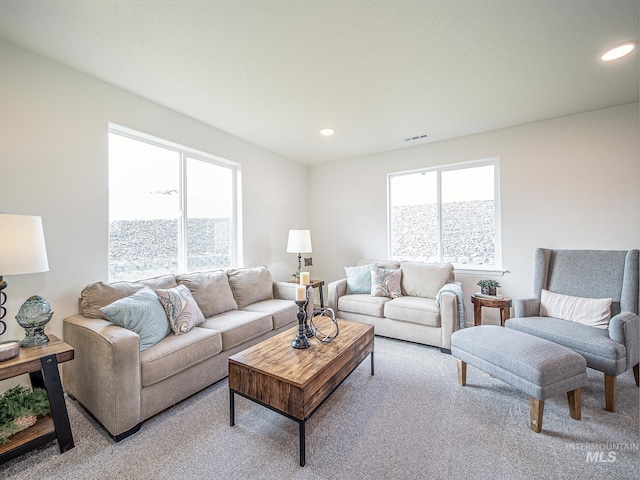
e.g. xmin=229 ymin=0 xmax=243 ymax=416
xmin=567 ymin=388 xmax=581 ymax=420
xmin=634 ymin=363 xmax=639 ymax=387
xmin=604 ymin=374 xmax=616 ymax=412
xmin=529 ymin=397 xmax=544 ymax=433
xmin=457 ymin=359 xmax=467 ymax=386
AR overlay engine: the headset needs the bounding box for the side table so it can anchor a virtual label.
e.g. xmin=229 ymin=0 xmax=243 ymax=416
xmin=471 ymin=294 xmax=513 ymax=327
xmin=290 ymin=280 xmax=325 ymax=308
xmin=0 ymin=335 xmax=75 ymax=463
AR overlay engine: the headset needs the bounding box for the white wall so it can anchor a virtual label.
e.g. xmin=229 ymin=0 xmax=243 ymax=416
xmin=1 ymin=39 xmax=638 ymax=351
xmin=0 ymin=40 xmax=309 ymax=350
xmin=309 ymin=103 xmax=640 ymax=325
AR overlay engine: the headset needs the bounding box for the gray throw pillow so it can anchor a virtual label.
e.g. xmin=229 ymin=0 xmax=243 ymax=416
xmin=345 ymin=263 xmax=375 ymax=294
xmin=100 ymin=286 xmax=171 ymax=351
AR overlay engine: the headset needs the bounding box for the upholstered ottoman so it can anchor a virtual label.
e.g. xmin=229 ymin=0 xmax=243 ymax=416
xmin=451 ymin=326 xmax=587 ymax=432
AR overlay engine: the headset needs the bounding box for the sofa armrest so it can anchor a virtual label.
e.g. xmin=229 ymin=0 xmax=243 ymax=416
xmin=328 ymin=279 xmax=347 ymax=312
xmin=63 ymin=314 xmax=142 ymax=438
xmin=514 ymin=298 xmax=540 ymax=318
xmin=438 ymin=291 xmax=458 ymax=349
xmin=609 ymin=311 xmax=639 ymax=370
xmin=273 ymin=281 xmax=314 ymax=315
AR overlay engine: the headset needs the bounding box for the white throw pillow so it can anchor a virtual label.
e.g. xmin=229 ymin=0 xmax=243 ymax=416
xmin=540 ymin=289 xmax=612 ymax=329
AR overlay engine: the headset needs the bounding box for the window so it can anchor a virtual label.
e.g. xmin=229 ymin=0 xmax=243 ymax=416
xmin=108 ymin=127 xmax=239 ymax=281
xmin=388 ymin=159 xmax=501 ymax=269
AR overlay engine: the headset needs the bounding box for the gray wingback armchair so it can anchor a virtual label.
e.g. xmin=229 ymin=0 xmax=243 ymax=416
xmin=506 ymin=248 xmax=639 ymax=412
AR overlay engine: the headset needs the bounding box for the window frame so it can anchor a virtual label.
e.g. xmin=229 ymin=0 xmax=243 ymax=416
xmin=387 ymin=158 xmax=503 ymax=273
xmin=108 ymin=124 xmax=242 ymax=281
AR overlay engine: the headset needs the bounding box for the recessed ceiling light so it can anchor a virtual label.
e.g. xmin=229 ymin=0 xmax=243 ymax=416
xmin=601 ymin=42 xmax=636 ymax=61
xmin=319 ymin=127 xmax=335 ymax=136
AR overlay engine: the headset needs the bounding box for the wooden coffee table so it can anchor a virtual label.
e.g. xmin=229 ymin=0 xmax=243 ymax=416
xmin=228 ymin=319 xmax=374 ymax=466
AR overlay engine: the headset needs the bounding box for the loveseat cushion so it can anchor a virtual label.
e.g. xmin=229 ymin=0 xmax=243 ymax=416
xmin=384 ymin=296 xmax=441 ymax=327
xmin=338 ymin=294 xmax=389 ymax=318
xmin=176 ymin=270 xmax=238 ymax=317
xmin=81 ymin=274 xmax=177 ymax=319
xmin=227 ymin=265 xmax=274 ymax=309
xmin=243 ymin=299 xmax=298 ymax=329
xmin=400 ymin=262 xmax=454 ymax=299
xmin=140 ymin=327 xmax=223 ymax=388
xmin=200 ymin=309 xmax=272 ymax=351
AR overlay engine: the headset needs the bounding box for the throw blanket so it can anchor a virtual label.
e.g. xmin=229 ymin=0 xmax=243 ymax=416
xmin=436 ymin=282 xmax=467 ymax=331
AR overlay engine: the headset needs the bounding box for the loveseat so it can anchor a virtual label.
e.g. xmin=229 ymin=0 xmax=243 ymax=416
xmin=62 ymin=265 xmax=311 ymax=440
xmin=327 ymin=260 xmax=464 ymax=352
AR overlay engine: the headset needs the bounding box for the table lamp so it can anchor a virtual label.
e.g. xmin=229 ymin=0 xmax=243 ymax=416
xmin=0 ymin=214 xmax=50 ymax=348
xmin=286 ymin=229 xmax=312 ymax=279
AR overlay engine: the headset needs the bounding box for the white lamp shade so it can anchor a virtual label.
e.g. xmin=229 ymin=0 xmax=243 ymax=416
xmin=286 ymin=229 xmax=312 ymax=254
xmin=0 ymin=214 xmax=49 ymax=276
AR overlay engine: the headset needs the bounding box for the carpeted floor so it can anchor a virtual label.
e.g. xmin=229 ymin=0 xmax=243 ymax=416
xmin=1 ymin=336 xmax=638 ymax=480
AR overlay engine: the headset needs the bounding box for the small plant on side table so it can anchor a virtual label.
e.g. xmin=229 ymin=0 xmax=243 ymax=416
xmin=0 ymin=385 xmax=50 ymax=444
xmin=477 ymin=279 xmax=501 ymax=296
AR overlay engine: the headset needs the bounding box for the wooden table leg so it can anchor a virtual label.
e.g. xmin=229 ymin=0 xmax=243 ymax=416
xmin=473 ymin=302 xmax=482 ymax=326
xmin=500 ymin=306 xmax=510 ymax=327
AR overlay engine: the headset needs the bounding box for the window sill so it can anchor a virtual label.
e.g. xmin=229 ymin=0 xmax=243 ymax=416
xmin=453 ymin=265 xmax=509 ymax=276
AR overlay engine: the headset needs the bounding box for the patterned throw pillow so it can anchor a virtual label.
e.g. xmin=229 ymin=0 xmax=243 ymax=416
xmin=371 ymin=267 xmax=403 ymax=298
xmin=100 ymin=286 xmax=171 ymax=351
xmin=156 ymin=284 xmax=206 ymax=334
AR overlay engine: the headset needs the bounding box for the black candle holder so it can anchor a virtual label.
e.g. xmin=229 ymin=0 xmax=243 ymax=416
xmin=292 ymin=299 xmax=311 ymax=349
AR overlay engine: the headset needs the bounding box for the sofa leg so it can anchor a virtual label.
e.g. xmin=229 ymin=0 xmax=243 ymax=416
xmin=567 ymin=388 xmax=581 ymax=420
xmin=112 ymin=423 xmax=142 ymax=442
xmin=634 ymin=363 xmax=639 ymax=387
xmin=456 ymin=359 xmax=467 ymax=387
xmin=440 ymin=347 xmax=451 ymax=354
xmin=604 ymin=374 xmax=616 ymax=412
xmin=529 ymin=397 xmax=544 ymax=433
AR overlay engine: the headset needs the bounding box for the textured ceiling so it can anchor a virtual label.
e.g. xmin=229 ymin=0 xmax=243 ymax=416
xmin=0 ymin=1 xmax=638 ymax=165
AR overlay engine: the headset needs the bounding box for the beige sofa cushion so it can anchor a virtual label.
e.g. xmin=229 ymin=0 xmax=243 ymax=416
xmin=338 ymin=294 xmax=390 ymax=318
xmin=80 ymin=274 xmax=177 ymax=319
xmin=176 ymin=270 xmax=238 ymax=317
xmin=400 ymin=262 xmax=454 ymax=299
xmin=200 ymin=309 xmax=272 ymax=351
xmin=384 ymin=297 xmax=441 ymax=327
xmin=140 ymin=327 xmax=223 ymax=388
xmin=243 ymin=299 xmax=298 ymax=329
xmin=227 ymin=265 xmax=274 ymax=309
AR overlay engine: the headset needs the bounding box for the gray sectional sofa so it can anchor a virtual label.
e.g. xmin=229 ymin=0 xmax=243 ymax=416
xmin=328 ymin=260 xmax=464 ymax=351
xmin=63 ymin=265 xmax=311 ymax=440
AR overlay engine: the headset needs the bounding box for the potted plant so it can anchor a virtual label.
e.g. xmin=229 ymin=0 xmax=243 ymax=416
xmin=477 ymin=279 xmax=501 ymax=296
xmin=0 ymin=385 xmax=50 ymax=444
xmin=291 ymin=271 xmax=301 ymax=282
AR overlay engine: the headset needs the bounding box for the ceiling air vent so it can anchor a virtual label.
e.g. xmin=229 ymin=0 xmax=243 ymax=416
xmin=403 ymin=133 xmax=429 ymax=142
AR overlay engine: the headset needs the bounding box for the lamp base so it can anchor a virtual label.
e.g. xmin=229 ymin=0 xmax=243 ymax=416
xmin=21 ymin=327 xmax=49 ymax=347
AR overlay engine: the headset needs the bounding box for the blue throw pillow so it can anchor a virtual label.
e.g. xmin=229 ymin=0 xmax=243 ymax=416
xmin=100 ymin=286 xmax=171 ymax=351
xmin=345 ymin=263 xmax=375 ymax=294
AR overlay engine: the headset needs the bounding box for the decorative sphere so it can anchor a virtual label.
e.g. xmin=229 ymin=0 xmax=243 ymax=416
xmin=16 ymin=295 xmax=54 ymax=327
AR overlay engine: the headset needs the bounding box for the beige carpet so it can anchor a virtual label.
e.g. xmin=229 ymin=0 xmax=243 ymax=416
xmin=1 ymin=336 xmax=638 ymax=480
